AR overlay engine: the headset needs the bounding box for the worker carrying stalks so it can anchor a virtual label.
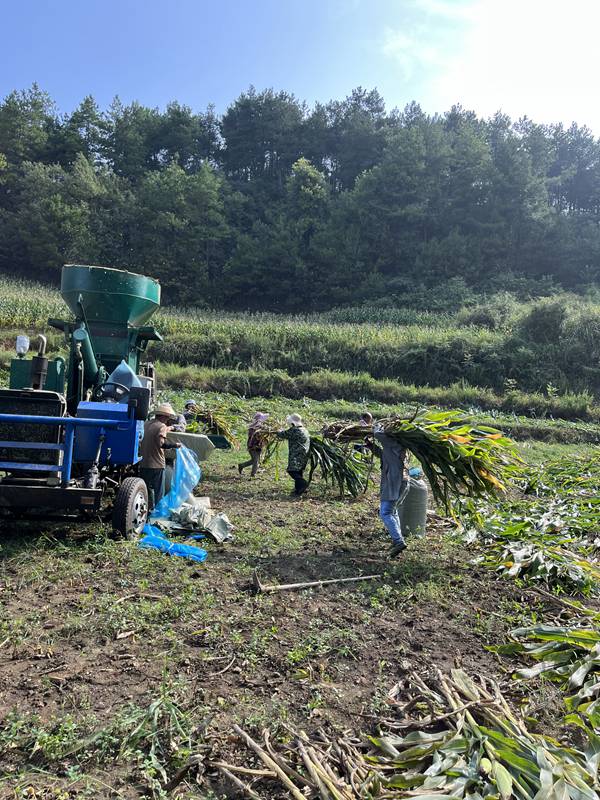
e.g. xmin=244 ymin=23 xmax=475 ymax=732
xmin=139 ymin=402 xmax=181 ymax=509
xmin=183 ymin=399 xmax=199 ymax=422
xmin=277 ymin=413 xmax=310 ymax=495
xmin=371 ymin=423 xmax=409 ymax=558
xmin=238 ymin=412 xmax=269 ymax=478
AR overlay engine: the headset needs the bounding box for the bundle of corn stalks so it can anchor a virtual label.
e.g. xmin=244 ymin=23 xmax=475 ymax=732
xmin=263 ymin=430 xmax=371 ymax=497
xmin=325 ymin=409 xmax=519 ymax=507
xmin=185 ymin=406 xmax=238 ymax=447
xmin=213 ymin=668 xmax=600 ymax=799
xmin=307 ymin=435 xmax=371 ymax=497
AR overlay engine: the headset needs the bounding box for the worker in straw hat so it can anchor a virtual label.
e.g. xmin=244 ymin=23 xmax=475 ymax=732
xmin=277 ymin=413 xmax=310 ymax=495
xmin=139 ymin=402 xmax=181 ymax=509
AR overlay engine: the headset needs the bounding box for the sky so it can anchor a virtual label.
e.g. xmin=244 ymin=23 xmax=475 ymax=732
xmin=1 ymin=0 xmax=599 ymax=130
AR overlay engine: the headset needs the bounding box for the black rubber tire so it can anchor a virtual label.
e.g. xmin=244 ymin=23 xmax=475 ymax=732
xmin=112 ymin=477 xmax=148 ymax=539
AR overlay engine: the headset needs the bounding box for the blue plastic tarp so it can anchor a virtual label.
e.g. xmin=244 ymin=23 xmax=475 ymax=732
xmin=138 ymin=523 xmax=208 ymax=562
xmin=151 ymin=445 xmax=202 ymax=520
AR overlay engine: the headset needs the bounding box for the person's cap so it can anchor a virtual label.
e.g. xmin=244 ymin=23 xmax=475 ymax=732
xmin=286 ymin=413 xmax=303 ymax=426
xmin=253 ymin=412 xmax=269 ymax=423
xmin=155 ymin=403 xmax=177 ymax=420
xmin=184 ymin=399 xmax=196 ymax=408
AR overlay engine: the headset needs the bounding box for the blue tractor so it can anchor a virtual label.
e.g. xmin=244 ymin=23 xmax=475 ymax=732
xmin=0 ymin=264 xmax=163 ymax=537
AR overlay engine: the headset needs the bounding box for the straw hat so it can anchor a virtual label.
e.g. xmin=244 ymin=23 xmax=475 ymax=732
xmin=286 ymin=413 xmax=303 ymax=427
xmin=155 ymin=403 xmax=177 ymax=420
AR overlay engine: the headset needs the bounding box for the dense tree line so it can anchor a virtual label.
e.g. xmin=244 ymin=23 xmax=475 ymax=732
xmin=1 ymin=84 xmax=600 ymax=310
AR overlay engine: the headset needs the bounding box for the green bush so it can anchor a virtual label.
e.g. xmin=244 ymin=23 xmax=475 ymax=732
xmin=514 ymin=296 xmax=573 ymax=345
xmin=455 ymin=292 xmax=519 ymax=331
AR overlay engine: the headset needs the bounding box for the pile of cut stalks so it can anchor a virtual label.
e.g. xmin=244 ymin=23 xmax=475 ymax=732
xmin=212 ymin=667 xmax=599 ymax=799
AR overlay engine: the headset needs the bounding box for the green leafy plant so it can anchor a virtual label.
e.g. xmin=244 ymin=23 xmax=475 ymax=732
xmin=185 ymin=405 xmax=238 ymax=446
xmin=463 ymin=454 xmax=600 ymax=593
xmin=476 ymin=534 xmax=600 ymax=592
xmin=263 ymin=431 xmax=370 ymax=497
xmin=495 ymin=624 xmax=600 ymax=723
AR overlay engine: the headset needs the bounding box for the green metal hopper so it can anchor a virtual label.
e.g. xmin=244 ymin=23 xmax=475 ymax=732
xmin=46 ymin=264 xmax=162 ymax=410
xmin=61 ymin=264 xmax=160 ymax=327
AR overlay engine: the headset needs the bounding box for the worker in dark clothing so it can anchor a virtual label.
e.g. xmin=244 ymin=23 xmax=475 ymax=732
xmin=277 ymin=413 xmax=311 ymax=495
xmin=238 ymin=412 xmax=269 ymax=477
xmin=183 ymin=400 xmax=198 ymax=422
xmin=373 ymin=426 xmax=409 ymax=558
xmin=139 ymin=403 xmax=180 ymax=509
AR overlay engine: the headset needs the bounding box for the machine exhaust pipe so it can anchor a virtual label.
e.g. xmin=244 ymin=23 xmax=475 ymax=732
xmin=30 ymin=335 xmax=48 ymax=390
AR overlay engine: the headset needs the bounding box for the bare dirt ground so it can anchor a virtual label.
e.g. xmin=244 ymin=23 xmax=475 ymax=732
xmin=0 ymin=454 xmax=566 ymax=798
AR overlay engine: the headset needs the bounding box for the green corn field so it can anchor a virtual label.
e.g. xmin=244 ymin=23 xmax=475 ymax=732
xmin=4 ymin=276 xmax=600 ymax=398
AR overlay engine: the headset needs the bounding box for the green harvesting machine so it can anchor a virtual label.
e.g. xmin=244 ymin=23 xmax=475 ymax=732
xmin=0 ymin=264 xmax=163 ymax=535
xmin=10 ymin=264 xmax=162 ymax=410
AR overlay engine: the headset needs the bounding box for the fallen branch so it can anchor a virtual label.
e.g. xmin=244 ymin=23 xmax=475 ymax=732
xmin=163 ymin=754 xmax=203 ymax=792
xmin=37 ymin=662 xmax=68 ymax=677
xmin=218 ymin=766 xmax=265 ymax=800
xmin=210 ymin=761 xmax=275 ymax=777
xmin=209 ymin=655 xmax=236 ymax=676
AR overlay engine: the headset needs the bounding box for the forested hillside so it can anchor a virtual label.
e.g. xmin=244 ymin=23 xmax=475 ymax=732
xmin=1 ymin=84 xmax=600 ymax=310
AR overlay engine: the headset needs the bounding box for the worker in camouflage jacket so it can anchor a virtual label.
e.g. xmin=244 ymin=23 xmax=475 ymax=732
xmin=277 ymin=413 xmax=310 ymax=495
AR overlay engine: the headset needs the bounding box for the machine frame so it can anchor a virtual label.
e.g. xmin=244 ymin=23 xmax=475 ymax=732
xmin=0 ymin=264 xmax=163 ymax=537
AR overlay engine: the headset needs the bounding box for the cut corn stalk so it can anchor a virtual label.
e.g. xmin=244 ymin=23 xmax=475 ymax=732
xmin=325 ymin=409 xmax=519 ymax=508
xmin=476 ymin=536 xmax=600 ymax=592
xmin=494 ymin=624 xmax=600 ymax=739
xmin=460 ymin=452 xmax=600 ymax=593
xmin=263 ymin=431 xmax=370 ymax=497
xmin=185 ymin=406 xmax=239 ymax=447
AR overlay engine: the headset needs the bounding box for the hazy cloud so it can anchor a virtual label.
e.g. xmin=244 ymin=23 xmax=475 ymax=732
xmin=382 ymin=26 xmax=443 ymax=80
xmin=382 ymin=0 xmax=600 ymax=130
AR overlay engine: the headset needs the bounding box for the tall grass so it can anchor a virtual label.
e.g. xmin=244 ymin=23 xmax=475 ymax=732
xmin=157 ymin=363 xmax=597 ymax=421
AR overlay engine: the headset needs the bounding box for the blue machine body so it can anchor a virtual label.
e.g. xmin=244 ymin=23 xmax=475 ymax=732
xmin=0 ymin=401 xmax=143 ymax=489
xmin=74 ymin=401 xmax=143 ymax=465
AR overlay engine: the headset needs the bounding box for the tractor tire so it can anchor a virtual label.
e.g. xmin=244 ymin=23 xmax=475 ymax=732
xmin=112 ymin=477 xmax=148 ymax=539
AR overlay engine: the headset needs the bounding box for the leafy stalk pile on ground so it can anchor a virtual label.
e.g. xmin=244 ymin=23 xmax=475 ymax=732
xmin=462 ymin=453 xmax=600 ymax=592
xmin=325 ymin=409 xmax=519 ymax=508
xmin=474 ymin=527 xmax=600 ymax=592
xmin=217 ymin=668 xmax=600 ymax=799
xmin=495 ymin=623 xmax=600 ymax=740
